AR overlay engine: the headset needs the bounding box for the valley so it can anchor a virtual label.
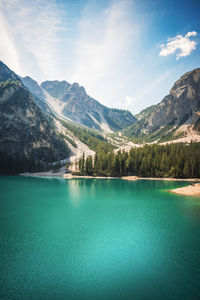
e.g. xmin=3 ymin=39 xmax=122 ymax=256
xmin=0 ymin=60 xmax=200 ymax=177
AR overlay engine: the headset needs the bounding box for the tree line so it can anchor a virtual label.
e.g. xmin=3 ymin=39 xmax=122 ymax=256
xmin=77 ymin=142 xmax=200 ymax=178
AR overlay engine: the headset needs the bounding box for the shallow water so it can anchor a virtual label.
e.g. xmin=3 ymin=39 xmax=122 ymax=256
xmin=0 ymin=176 xmax=200 ymax=299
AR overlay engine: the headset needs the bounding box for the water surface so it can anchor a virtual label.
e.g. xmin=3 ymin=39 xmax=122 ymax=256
xmin=0 ymin=177 xmax=200 ymax=299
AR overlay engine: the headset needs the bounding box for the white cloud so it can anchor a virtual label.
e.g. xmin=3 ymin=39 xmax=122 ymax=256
xmin=125 ymin=96 xmax=137 ymax=105
xmin=70 ymin=0 xmax=141 ymax=98
xmin=0 ymin=0 xmax=67 ymax=80
xmin=0 ymin=0 xmax=144 ymax=113
xmin=159 ymin=31 xmax=197 ymax=60
xmin=1 ymin=0 xmax=183 ymax=116
xmin=114 ymin=96 xmax=137 ymax=110
xmin=0 ymin=9 xmax=21 ymax=74
xmin=185 ymin=31 xmax=197 ymax=38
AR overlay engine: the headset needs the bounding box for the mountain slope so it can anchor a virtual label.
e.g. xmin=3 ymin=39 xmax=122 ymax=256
xmin=21 ymin=76 xmax=51 ymax=114
xmin=134 ymin=105 xmax=156 ymax=120
xmin=124 ymin=68 xmax=200 ymax=141
xmin=0 ymin=61 xmax=19 ymax=81
xmin=0 ymin=62 xmax=70 ymax=174
xmin=41 ymin=80 xmax=136 ymax=131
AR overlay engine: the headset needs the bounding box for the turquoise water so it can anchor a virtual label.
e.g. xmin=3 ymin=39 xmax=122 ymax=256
xmin=0 ymin=177 xmax=200 ymax=300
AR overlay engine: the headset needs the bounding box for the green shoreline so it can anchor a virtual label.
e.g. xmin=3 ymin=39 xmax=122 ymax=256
xmin=20 ymin=172 xmax=200 ymax=182
xmin=63 ymin=174 xmax=200 ymax=181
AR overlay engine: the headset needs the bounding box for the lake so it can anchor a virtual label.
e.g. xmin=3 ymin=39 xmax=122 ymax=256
xmin=0 ymin=176 xmax=200 ymax=299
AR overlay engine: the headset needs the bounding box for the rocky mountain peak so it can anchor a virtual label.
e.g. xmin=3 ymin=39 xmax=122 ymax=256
xmin=71 ymin=82 xmax=86 ymax=93
xmin=20 ymin=76 xmax=51 ymax=114
xmin=0 ymin=62 xmax=70 ymax=174
xmin=124 ymin=67 xmax=200 ymax=141
xmin=41 ymin=80 xmax=70 ymax=98
xmin=170 ymin=68 xmax=200 ymax=95
xmin=40 ymin=79 xmax=136 ymax=131
xmin=21 ymin=76 xmax=45 ymax=99
xmin=0 ymin=61 xmax=21 ymax=82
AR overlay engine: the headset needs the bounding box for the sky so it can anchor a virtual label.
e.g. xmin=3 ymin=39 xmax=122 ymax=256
xmin=0 ymin=0 xmax=199 ymax=114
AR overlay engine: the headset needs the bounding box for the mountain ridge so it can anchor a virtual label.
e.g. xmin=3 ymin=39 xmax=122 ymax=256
xmin=124 ymin=67 xmax=200 ymax=142
xmin=21 ymin=77 xmax=136 ymax=132
xmin=41 ymin=80 xmax=136 ymax=131
xmin=0 ymin=61 xmax=70 ymax=174
xmin=1 ymin=59 xmax=200 ymax=176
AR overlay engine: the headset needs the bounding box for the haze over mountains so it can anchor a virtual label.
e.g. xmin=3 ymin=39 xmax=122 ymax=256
xmin=0 ymin=60 xmax=200 ymax=174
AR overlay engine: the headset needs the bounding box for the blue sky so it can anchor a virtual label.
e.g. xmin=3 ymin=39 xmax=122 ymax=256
xmin=0 ymin=0 xmax=199 ymax=114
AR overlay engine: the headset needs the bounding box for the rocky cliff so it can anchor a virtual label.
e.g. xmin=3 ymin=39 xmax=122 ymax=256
xmin=0 ymin=62 xmax=70 ymax=174
xmin=124 ymin=68 xmax=200 ymax=141
xmin=41 ymin=80 xmax=136 ymax=131
xmin=21 ymin=76 xmax=51 ymax=114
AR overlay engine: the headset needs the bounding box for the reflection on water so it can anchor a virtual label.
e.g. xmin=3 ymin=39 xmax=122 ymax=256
xmin=0 ymin=177 xmax=200 ymax=300
xmin=180 ymin=197 xmax=200 ymax=222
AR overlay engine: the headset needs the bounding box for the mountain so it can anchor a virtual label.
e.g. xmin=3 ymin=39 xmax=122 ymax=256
xmin=124 ymin=68 xmax=200 ymax=141
xmin=1 ymin=59 xmax=199 ymax=176
xmin=41 ymin=80 xmax=136 ymax=131
xmin=134 ymin=105 xmax=156 ymax=120
xmin=0 ymin=61 xmax=70 ymax=174
xmin=21 ymin=76 xmax=51 ymax=114
xmin=41 ymin=80 xmax=71 ymax=98
xmin=0 ymin=61 xmax=19 ymax=82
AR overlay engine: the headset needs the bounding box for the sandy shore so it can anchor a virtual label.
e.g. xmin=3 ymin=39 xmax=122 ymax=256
xmin=121 ymin=176 xmax=139 ymax=181
xmin=171 ymin=183 xmax=200 ymax=197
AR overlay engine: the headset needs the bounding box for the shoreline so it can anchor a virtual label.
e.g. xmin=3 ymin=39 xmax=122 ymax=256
xmin=121 ymin=176 xmax=200 ymax=182
xmin=19 ymin=172 xmax=200 ymax=196
xmin=140 ymin=177 xmax=200 ymax=182
xmin=63 ymin=174 xmax=200 ymax=182
xmin=170 ymin=183 xmax=200 ymax=197
xmin=20 ymin=171 xmax=200 ymax=183
xmin=63 ymin=174 xmax=120 ymax=179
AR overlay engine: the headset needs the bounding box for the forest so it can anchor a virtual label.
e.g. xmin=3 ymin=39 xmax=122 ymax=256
xmin=77 ymin=142 xmax=200 ymax=178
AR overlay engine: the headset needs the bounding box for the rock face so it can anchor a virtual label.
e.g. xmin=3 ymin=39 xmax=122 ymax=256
xmin=41 ymin=80 xmax=136 ymax=131
xmin=0 ymin=62 xmax=70 ymax=174
xmin=21 ymin=76 xmax=51 ymax=114
xmin=41 ymin=80 xmax=70 ymax=99
xmin=0 ymin=61 xmax=19 ymax=81
xmin=134 ymin=105 xmax=156 ymax=121
xmin=125 ymin=68 xmax=200 ymax=139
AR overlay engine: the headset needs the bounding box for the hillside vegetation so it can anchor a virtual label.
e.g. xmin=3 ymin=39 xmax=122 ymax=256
xmin=57 ymin=117 xmax=115 ymax=152
xmin=78 ymin=142 xmax=200 ymax=178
